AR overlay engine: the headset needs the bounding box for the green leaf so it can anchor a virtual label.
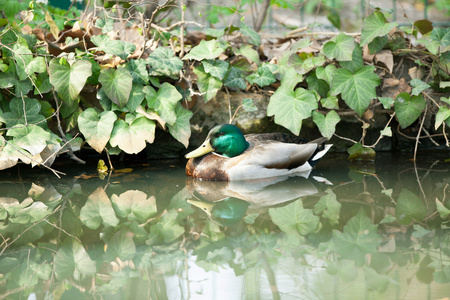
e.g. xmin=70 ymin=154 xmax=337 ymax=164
xmin=378 ymin=97 xmax=394 ymax=109
xmin=105 ymin=230 xmax=136 ymax=261
xmin=290 ymin=55 xmax=326 ymax=75
xmin=368 ymin=35 xmax=388 ymax=54
xmin=322 ymin=33 xmax=355 ymax=61
xmin=112 ymin=190 xmax=157 ymax=222
xmin=395 ymin=188 xmax=426 ymax=224
xmin=314 ymin=189 xmax=341 ymax=225
xmin=411 ymin=224 xmax=432 ymax=238
xmin=110 ymin=115 xmax=156 ymax=154
xmin=320 ymin=95 xmax=339 ymax=110
xmin=54 ymin=239 xmax=96 ymax=280
xmin=246 ymin=66 xmax=276 ymax=87
xmin=49 ymin=58 xmax=92 ymax=103
xmin=331 ymin=66 xmax=380 ymax=116
xmin=78 ymin=108 xmax=117 ymax=153
xmin=80 ymin=187 xmax=119 ymax=230
xmin=91 ymin=35 xmax=136 ymax=59
xmin=380 ymin=126 xmax=392 ymax=137
xmin=364 ymin=267 xmax=393 ymax=293
xmin=6 ymin=125 xmax=51 ymax=156
xmin=126 ymin=84 xmax=146 ymax=113
xmin=27 ymin=56 xmax=46 ymax=74
xmin=183 ymin=39 xmax=224 ymax=61
xmin=239 ymin=22 xmax=261 ymax=46
xmin=193 ymin=64 xmax=222 ymax=101
xmin=360 ymin=11 xmax=397 ymax=46
xmin=224 ymin=67 xmax=246 ymax=90
xmin=242 ymin=98 xmax=257 ymax=112
xmin=306 ymin=71 xmax=330 ymax=97
xmin=410 ymin=78 xmax=430 ymax=96
xmin=436 ymin=198 xmax=450 ymax=218
xmin=202 ymin=59 xmax=229 ymax=80
xmin=430 ymin=27 xmax=450 ymax=48
xmin=312 ymin=110 xmax=340 ymax=139
xmin=434 ymin=266 xmax=450 ymax=284
xmin=1 ymin=97 xmax=46 ymax=128
xmin=147 ymin=210 xmax=184 ymax=244
xmin=435 ymin=106 xmax=450 ymax=130
xmin=146 ymin=82 xmax=182 ymax=125
xmin=233 ymin=44 xmax=260 ymax=64
xmin=332 ymin=209 xmax=380 ymax=262
xmin=339 ymin=46 xmax=364 ymax=73
xmin=394 ymin=93 xmax=426 ymax=128
xmin=316 ymin=65 xmax=336 ymax=85
xmin=269 ymin=199 xmax=321 ymax=236
xmin=12 ymin=44 xmax=33 ymax=81
xmin=167 ymin=103 xmax=193 ymax=148
xmin=99 ymin=68 xmax=133 ymax=108
xmin=347 ymin=142 xmax=376 ymax=161
xmin=268 ymin=87 xmax=318 ymax=135
xmin=126 ymin=59 xmax=149 ymax=84
xmin=147 ymin=47 xmax=183 ymax=76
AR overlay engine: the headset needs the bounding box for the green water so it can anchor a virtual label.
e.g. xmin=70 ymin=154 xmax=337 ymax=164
xmin=1 ymin=152 xmax=450 ymax=300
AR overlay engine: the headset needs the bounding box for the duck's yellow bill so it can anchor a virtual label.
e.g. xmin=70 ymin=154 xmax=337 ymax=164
xmin=185 ymin=139 xmax=214 ymax=158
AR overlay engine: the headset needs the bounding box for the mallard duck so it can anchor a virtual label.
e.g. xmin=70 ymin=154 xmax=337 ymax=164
xmin=185 ymin=124 xmax=332 ymax=181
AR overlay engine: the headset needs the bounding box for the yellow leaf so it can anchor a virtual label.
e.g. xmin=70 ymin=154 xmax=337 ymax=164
xmin=45 ymin=11 xmax=59 ymax=40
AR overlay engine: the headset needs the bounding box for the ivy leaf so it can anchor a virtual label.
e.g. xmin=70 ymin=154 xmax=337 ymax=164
xmin=145 ymin=82 xmax=182 ymax=125
xmin=436 ymin=198 xmax=450 ymax=218
xmin=322 ymin=33 xmax=355 ymax=61
xmin=331 ymin=66 xmax=380 ymax=117
xmin=12 ymin=44 xmax=33 ymax=81
xmin=435 ymin=106 xmax=450 ymax=130
xmin=410 ymin=78 xmax=430 ymax=96
xmin=347 ymin=142 xmax=376 ymax=161
xmin=99 ymin=68 xmax=133 ymax=108
xmin=111 ymin=190 xmax=157 ymax=222
xmin=239 ymin=22 xmax=261 ymax=46
xmin=6 ymin=125 xmax=51 ymax=156
xmin=290 ymin=54 xmax=326 ymax=75
xmin=147 ymin=210 xmax=185 ymax=244
xmin=246 ymin=66 xmax=276 ymax=87
xmin=110 ymin=114 xmax=156 ymax=154
xmin=183 ymin=39 xmax=224 ymax=61
xmin=314 ymin=189 xmax=341 ymax=225
xmin=332 ymin=209 xmax=380 ymax=263
xmin=91 ymin=35 xmax=136 ymax=59
xmin=360 ymin=11 xmax=398 ymax=46
xmin=54 ymin=239 xmax=96 ymax=280
xmin=78 ymin=108 xmax=117 ymax=153
xmin=147 ymin=47 xmax=183 ymax=76
xmin=233 ymin=44 xmax=260 ymax=64
xmin=269 ymin=199 xmax=321 ymax=236
xmin=378 ymin=97 xmax=394 ymax=109
xmin=316 ymin=65 xmax=336 ymax=85
xmin=368 ymin=35 xmax=388 ymax=54
xmin=395 ymin=188 xmax=426 ymax=224
xmin=126 ymin=84 xmax=146 ymax=113
xmin=167 ymin=103 xmax=193 ymax=148
xmin=306 ymin=71 xmax=330 ymax=97
xmin=126 ymin=59 xmax=149 ymax=84
xmin=80 ymin=187 xmax=119 ymax=230
xmin=268 ymin=87 xmax=318 ymax=135
xmin=49 ymin=58 xmax=92 ymax=103
xmin=224 ymin=67 xmax=246 ymax=90
xmin=339 ymin=46 xmax=364 ymax=73
xmin=202 ymin=59 xmax=229 ymax=80
xmin=380 ymin=126 xmax=392 ymax=137
xmin=312 ymin=110 xmax=340 ymax=139
xmin=394 ymin=93 xmax=426 ymax=128
xmin=193 ymin=64 xmax=222 ymax=101
xmin=320 ymin=95 xmax=339 ymax=110
xmin=1 ymin=97 xmax=46 ymax=128
xmin=430 ymin=27 xmax=450 ymax=48
xmin=242 ymin=98 xmax=257 ymax=112
xmin=104 ymin=230 xmax=136 ymax=261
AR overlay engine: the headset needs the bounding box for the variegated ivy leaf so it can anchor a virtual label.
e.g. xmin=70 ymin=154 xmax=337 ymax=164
xmin=147 ymin=47 xmax=183 ymax=76
xmin=246 ymin=66 xmax=276 ymax=87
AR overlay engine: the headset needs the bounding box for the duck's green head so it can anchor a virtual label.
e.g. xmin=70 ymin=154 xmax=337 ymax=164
xmin=185 ymin=124 xmax=249 ymax=158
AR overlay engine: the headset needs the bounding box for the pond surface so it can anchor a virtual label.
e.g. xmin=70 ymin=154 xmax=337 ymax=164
xmin=1 ymin=152 xmax=450 ymax=300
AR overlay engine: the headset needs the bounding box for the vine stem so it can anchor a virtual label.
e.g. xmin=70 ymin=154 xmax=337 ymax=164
xmin=414 ymin=105 xmax=427 ymax=161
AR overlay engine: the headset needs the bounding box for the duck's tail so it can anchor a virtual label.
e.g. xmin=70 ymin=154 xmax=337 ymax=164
xmin=308 ymin=138 xmax=332 ymax=167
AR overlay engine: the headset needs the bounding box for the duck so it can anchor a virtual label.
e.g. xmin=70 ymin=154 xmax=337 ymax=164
xmin=185 ymin=124 xmax=332 ymax=181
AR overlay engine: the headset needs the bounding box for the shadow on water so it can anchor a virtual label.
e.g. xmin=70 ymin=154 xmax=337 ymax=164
xmin=1 ymin=152 xmax=450 ymax=299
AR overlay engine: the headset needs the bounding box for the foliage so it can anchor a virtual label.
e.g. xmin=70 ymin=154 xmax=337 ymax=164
xmin=1 ymin=159 xmax=450 ymax=298
xmin=0 ymin=1 xmax=449 ymax=172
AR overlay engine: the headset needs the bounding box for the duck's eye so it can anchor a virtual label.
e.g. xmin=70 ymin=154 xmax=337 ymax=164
xmin=218 ymin=132 xmax=225 ymax=136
